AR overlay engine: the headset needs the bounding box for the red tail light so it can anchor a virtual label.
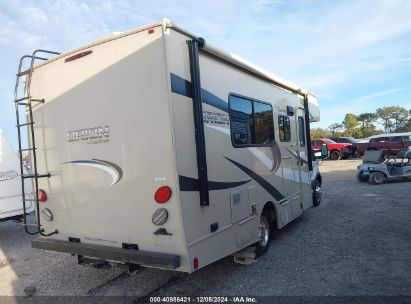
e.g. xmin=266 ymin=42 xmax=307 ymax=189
xmin=193 ymin=257 xmax=199 ymax=270
xmin=154 ymin=186 xmax=172 ymax=203
xmin=38 ymin=189 xmax=47 ymax=202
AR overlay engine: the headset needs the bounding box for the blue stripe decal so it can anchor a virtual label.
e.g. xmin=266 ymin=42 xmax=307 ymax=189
xmin=225 ymin=157 xmax=285 ymax=201
xmin=179 ymin=175 xmax=251 ymax=191
xmin=170 ymin=73 xmax=228 ymax=113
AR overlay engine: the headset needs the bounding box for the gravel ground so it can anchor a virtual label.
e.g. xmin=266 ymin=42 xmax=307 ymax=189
xmin=1 ymin=159 xmax=410 ymax=300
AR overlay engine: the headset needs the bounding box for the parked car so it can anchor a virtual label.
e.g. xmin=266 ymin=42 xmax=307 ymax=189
xmin=356 ymin=132 xmax=411 ymax=156
xmin=311 ymin=138 xmax=352 ymax=160
xmin=329 ymin=136 xmax=359 ymax=157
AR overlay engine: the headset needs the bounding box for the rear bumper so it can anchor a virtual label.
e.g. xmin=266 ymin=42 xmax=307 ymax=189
xmin=32 ymin=238 xmax=180 ymax=270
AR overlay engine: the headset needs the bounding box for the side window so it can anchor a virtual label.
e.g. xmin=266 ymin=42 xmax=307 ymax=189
xmin=254 ymin=102 xmax=275 ymax=144
xmin=278 ymin=115 xmax=291 ymax=142
xmin=230 ymin=95 xmax=253 ymax=145
xmin=229 ymin=94 xmax=274 ymax=147
xmin=298 ymin=116 xmax=305 ymax=147
xmin=390 ymin=136 xmax=401 ymax=142
xmin=403 ymin=136 xmax=411 ymax=142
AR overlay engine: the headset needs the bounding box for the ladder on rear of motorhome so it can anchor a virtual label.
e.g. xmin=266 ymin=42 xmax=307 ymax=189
xmin=14 ymin=50 xmax=60 ymax=236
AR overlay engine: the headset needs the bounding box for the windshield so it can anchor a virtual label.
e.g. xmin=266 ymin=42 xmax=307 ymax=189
xmin=323 ymin=139 xmax=336 ymax=144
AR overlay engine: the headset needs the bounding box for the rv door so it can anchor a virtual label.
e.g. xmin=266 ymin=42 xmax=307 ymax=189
xmin=278 ymin=109 xmax=302 ymax=218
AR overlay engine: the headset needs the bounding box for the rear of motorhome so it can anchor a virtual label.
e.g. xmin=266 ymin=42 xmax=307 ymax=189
xmin=14 ymin=19 xmax=321 ymax=273
xmin=0 ymin=129 xmax=34 ymax=221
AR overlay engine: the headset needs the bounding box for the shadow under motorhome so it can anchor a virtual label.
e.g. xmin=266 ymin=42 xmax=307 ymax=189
xmin=0 ymin=129 xmax=34 ymax=222
xmin=15 ymin=19 xmax=321 ymax=273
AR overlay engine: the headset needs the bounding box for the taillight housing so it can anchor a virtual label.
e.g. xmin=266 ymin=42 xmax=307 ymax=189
xmin=193 ymin=257 xmax=199 ymax=270
xmin=37 ymin=189 xmax=47 ymax=202
xmin=154 ymin=186 xmax=172 ymax=203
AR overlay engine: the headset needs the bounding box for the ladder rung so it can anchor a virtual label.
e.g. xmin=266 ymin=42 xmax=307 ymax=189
xmin=23 ymin=198 xmax=38 ymax=202
xmin=19 ymin=148 xmax=36 ymax=152
xmin=17 ymin=122 xmax=34 ymax=127
xmin=31 ymin=98 xmax=45 ymax=103
xmin=22 ymin=224 xmax=41 ymax=227
xmin=17 ymin=69 xmax=32 ymax=77
xmin=18 ymin=102 xmax=30 ymax=106
xmin=15 ymin=96 xmax=30 ymax=102
xmin=21 ymin=173 xmax=51 ymax=179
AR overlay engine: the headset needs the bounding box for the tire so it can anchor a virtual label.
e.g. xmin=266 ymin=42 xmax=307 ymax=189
xmin=312 ymin=179 xmax=322 ymax=207
xmin=370 ymin=172 xmax=385 ymax=185
xmin=356 ymin=171 xmax=369 ymax=182
xmin=329 ymin=150 xmax=342 ymax=161
xmin=254 ymin=210 xmax=273 ymax=257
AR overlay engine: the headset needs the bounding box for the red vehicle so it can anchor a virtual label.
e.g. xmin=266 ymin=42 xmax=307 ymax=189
xmin=311 ymin=138 xmax=352 ymax=160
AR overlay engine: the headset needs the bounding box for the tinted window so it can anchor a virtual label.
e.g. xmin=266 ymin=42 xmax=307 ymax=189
xmin=278 ymin=116 xmax=291 ymax=142
xmin=371 ymin=137 xmax=387 ymax=143
xmin=254 ymin=102 xmax=275 ymax=144
xmin=390 ymin=136 xmax=401 ymax=142
xmin=403 ymin=135 xmax=411 ymax=142
xmin=229 ymin=95 xmax=274 ymax=147
xmin=230 ymin=96 xmax=253 ymax=145
xmin=339 ymin=138 xmax=350 ymax=143
xmin=298 ymin=116 xmax=305 ymax=147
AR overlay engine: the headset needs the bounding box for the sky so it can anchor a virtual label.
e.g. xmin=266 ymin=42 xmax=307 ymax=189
xmin=0 ymin=0 xmax=411 ymax=149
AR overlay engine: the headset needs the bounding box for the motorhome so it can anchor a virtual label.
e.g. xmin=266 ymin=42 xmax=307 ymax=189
xmin=0 ymin=129 xmax=34 ymax=221
xmin=14 ymin=19 xmax=322 ymax=273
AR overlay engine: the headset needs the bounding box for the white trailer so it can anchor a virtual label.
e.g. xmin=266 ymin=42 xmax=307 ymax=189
xmin=14 ymin=19 xmax=322 ymax=273
xmin=0 ymin=129 xmax=34 ymax=221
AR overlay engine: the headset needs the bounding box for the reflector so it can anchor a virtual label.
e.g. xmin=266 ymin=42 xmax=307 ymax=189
xmin=154 ymin=186 xmax=172 ymax=203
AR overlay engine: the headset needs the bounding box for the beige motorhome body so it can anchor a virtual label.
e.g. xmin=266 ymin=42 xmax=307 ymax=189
xmin=21 ymin=19 xmax=321 ymax=273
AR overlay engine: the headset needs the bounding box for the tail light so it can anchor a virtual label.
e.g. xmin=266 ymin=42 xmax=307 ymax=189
xmin=154 ymin=186 xmax=172 ymax=203
xmin=37 ymin=189 xmax=47 ymax=202
xmin=193 ymin=258 xmax=199 ymax=270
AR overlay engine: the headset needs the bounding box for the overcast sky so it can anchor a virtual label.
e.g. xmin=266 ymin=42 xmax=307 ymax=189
xmin=1 ymin=0 xmax=411 ymax=148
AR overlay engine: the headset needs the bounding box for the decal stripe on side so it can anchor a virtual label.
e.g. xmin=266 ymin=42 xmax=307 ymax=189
xmin=225 ymin=157 xmax=285 ymax=201
xmin=170 ymin=73 xmax=228 ymax=113
xmin=179 ymin=175 xmax=251 ymax=191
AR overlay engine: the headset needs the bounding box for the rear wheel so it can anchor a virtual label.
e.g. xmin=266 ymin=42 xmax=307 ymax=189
xmin=312 ymin=179 xmax=322 ymax=207
xmin=330 ymin=150 xmax=342 ymax=160
xmin=370 ymin=172 xmax=385 ymax=185
xmin=254 ymin=210 xmax=273 ymax=257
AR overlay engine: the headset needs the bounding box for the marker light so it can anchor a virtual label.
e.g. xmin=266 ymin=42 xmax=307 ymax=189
xmin=152 ymin=208 xmax=169 ymax=226
xmin=38 ymin=189 xmax=47 ymax=202
xmin=148 ymin=28 xmax=155 ymax=34
xmin=193 ymin=258 xmax=199 ymax=270
xmin=154 ymin=186 xmax=172 ymax=203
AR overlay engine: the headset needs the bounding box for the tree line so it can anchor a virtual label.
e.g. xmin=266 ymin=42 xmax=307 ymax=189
xmin=311 ymin=106 xmax=411 ymax=139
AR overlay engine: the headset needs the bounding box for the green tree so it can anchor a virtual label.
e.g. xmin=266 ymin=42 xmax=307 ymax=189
xmin=310 ymin=128 xmax=330 ymax=139
xmin=342 ymin=113 xmax=359 ymax=136
xmin=376 ymin=106 xmax=409 ymax=132
xmin=328 ymin=123 xmax=343 ymax=137
xmin=357 ymin=112 xmax=377 ymax=137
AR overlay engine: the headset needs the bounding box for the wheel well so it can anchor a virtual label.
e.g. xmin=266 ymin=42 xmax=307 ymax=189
xmin=316 ymin=174 xmax=322 ymax=186
xmin=262 ymin=202 xmax=277 ymax=226
xmin=330 ymin=149 xmax=341 ymax=153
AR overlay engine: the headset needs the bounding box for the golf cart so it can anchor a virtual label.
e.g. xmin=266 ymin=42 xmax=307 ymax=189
xmin=356 ymin=149 xmax=411 ymax=185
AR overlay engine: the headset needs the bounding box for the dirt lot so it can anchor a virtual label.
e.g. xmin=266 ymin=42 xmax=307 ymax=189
xmin=1 ymin=159 xmax=411 ymax=300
